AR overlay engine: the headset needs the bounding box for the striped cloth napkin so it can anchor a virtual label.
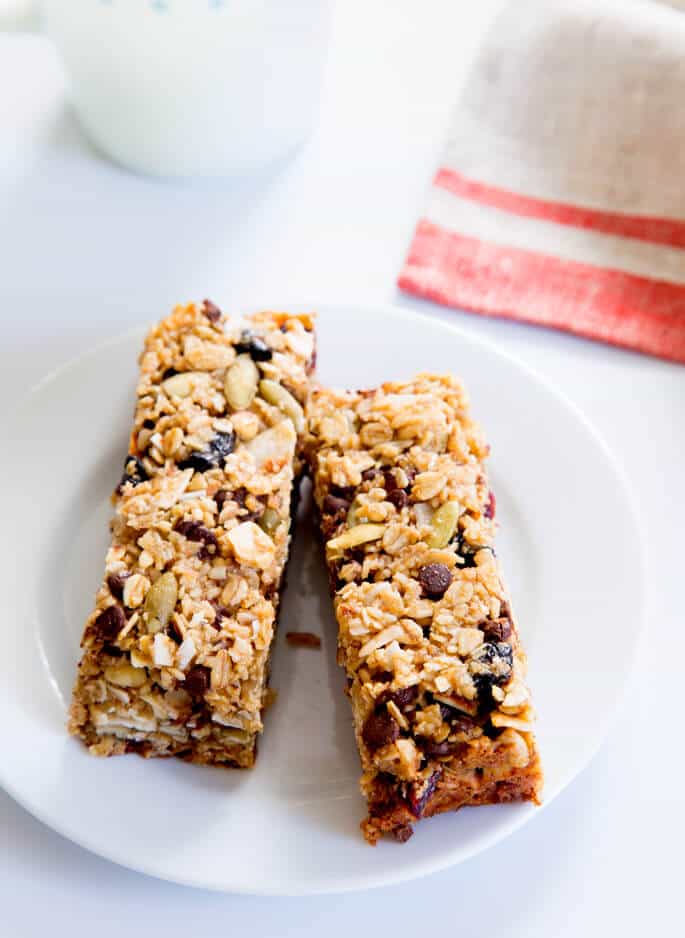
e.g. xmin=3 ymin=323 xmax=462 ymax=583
xmin=399 ymin=0 xmax=685 ymax=363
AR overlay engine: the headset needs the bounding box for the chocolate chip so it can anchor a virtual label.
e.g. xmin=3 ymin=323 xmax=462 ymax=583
xmin=322 ymin=493 xmax=351 ymax=516
xmin=214 ymin=489 xmax=229 ymax=510
xmin=102 ymin=644 xmax=123 ymax=658
xmin=484 ymin=491 xmax=496 ymax=519
xmin=202 ymin=299 xmax=222 ymax=323
xmin=481 ymin=617 xmax=513 ymax=643
xmin=387 ymin=489 xmax=408 ymax=510
xmin=106 ymin=573 xmax=129 ymax=601
xmin=94 ymin=605 xmax=125 ymax=642
xmin=116 ymin=454 xmax=148 ymax=493
xmin=184 ymin=665 xmax=210 ymax=699
xmin=142 ymin=418 xmax=155 ymax=430
xmin=419 ymin=739 xmax=455 ymax=758
xmin=161 ymin=367 xmax=179 ymax=380
xmin=235 ymin=330 xmax=272 ymax=361
xmin=406 ymin=768 xmax=442 ymax=818
xmin=418 ymin=563 xmax=452 ymax=599
xmin=178 ymin=431 xmax=235 ymax=473
xmin=362 ymin=707 xmax=400 ymax=751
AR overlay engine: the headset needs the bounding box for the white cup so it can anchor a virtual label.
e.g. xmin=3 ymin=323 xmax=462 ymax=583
xmin=6 ymin=0 xmax=332 ymax=177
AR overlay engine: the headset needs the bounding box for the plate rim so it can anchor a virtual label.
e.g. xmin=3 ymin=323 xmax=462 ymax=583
xmin=0 ymin=301 xmax=646 ymax=895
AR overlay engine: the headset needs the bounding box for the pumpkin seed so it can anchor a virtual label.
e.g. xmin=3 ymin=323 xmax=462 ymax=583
xmin=144 ymin=571 xmax=178 ymax=633
xmin=346 ymin=498 xmax=363 ymax=528
xmin=426 ymin=501 xmax=461 ymax=548
xmin=326 ymin=523 xmax=386 ymax=553
xmin=258 ymin=507 xmax=282 ymax=536
xmin=258 ymin=379 xmax=304 ymax=434
xmin=223 ymin=354 xmax=259 ymax=410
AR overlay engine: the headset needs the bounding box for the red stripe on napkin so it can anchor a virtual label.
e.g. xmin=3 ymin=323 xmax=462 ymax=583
xmin=434 ymin=169 xmax=685 ymax=250
xmin=399 ymin=219 xmax=685 ymax=363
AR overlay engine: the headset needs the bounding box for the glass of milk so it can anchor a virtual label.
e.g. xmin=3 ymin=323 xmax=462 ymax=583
xmin=13 ymin=0 xmax=333 ymax=177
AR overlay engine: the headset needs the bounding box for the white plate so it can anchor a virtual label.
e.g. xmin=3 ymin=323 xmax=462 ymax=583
xmin=0 ymin=304 xmax=642 ymax=895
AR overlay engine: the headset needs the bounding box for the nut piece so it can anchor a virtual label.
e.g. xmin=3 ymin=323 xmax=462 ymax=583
xmin=258 ymin=379 xmax=304 ymax=433
xmin=123 ymin=573 xmax=150 ymax=609
xmin=104 ymin=662 xmax=146 ymax=688
xmin=246 ymin=421 xmax=296 ymax=471
xmin=224 ymin=354 xmax=259 ymax=411
xmin=227 ymin=521 xmax=276 ymax=569
xmin=161 ymin=371 xmax=206 ymax=399
xmin=326 ymin=523 xmax=386 ymax=554
xmin=426 ymin=501 xmax=461 ymax=548
xmin=143 ymin=571 xmax=178 ymax=633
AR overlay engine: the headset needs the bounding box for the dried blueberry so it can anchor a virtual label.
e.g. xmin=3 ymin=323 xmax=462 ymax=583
xmin=362 ymin=707 xmax=400 ymax=751
xmin=484 ymin=490 xmax=496 ymax=520
xmin=178 ymin=431 xmax=235 ymax=473
xmin=469 ymin=642 xmax=513 ymax=700
xmin=235 ymin=330 xmax=272 ymax=362
xmin=116 ymin=455 xmax=148 ymax=493
xmin=406 ymin=768 xmax=442 ymax=818
xmin=418 ymin=563 xmax=452 ymax=599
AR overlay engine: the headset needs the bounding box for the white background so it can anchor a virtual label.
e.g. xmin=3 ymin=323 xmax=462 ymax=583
xmin=0 ymin=1 xmax=681 ymax=935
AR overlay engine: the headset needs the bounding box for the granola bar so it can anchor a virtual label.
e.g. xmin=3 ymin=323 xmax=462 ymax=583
xmin=304 ymin=375 xmax=542 ymax=842
xmin=69 ymin=301 xmax=315 ymax=766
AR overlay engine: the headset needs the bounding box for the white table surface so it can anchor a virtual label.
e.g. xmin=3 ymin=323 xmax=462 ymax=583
xmin=0 ymin=2 xmax=681 ymax=935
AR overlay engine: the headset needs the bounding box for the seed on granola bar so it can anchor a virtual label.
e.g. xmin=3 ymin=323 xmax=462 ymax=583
xmin=184 ymin=664 xmax=210 ymax=699
xmin=117 ymin=454 xmax=148 ymax=493
xmin=426 ymin=501 xmax=461 ymax=549
xmin=106 ymin=573 xmax=129 ymax=601
xmin=144 ymin=571 xmax=178 ymax=633
xmin=224 ymin=354 xmax=259 ymax=410
xmin=93 ymin=605 xmax=125 ymax=641
xmin=258 ymin=507 xmax=281 ymax=536
xmin=235 ymin=330 xmax=273 ymax=361
xmin=202 ymin=298 xmax=222 ymax=323
xmin=418 ymin=562 xmax=452 ymax=599
xmin=362 ymin=706 xmax=400 ymax=751
xmin=178 ymin=431 xmax=236 ymax=472
xmin=259 ymin=379 xmax=305 ymax=434
xmin=326 ymin=523 xmax=386 ymax=553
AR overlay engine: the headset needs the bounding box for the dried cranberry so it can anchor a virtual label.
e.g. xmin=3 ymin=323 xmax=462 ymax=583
xmin=361 ymin=467 xmax=377 ymax=482
xmin=418 ymin=563 xmax=452 ymax=599
xmin=382 ymin=469 xmax=400 ymax=492
xmin=106 ymin=573 xmax=129 ymax=601
xmin=362 ymin=707 xmax=400 ymax=751
xmin=94 ymin=605 xmax=125 ymax=642
xmin=178 ymin=431 xmax=235 ymax=473
xmin=235 ymin=330 xmax=272 ymax=361
xmin=419 ymin=739 xmax=455 ymax=758
xmin=406 ymin=769 xmax=442 ymax=818
xmin=184 ymin=665 xmax=210 ymax=699
xmin=116 ymin=454 xmax=148 ymax=493
xmin=484 ymin=490 xmax=496 ymax=519
xmin=202 ymin=299 xmax=222 ymax=323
